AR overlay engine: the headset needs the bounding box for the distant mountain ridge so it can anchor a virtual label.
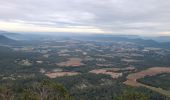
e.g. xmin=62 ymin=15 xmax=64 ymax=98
xmin=0 ymin=31 xmax=170 ymax=48
xmin=152 ymin=36 xmax=170 ymax=42
xmin=0 ymin=31 xmax=24 ymax=40
xmin=0 ymin=35 xmax=16 ymax=43
xmin=1 ymin=30 xmax=170 ymax=42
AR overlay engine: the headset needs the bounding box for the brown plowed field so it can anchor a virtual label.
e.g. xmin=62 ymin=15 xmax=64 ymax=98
xmin=57 ymin=58 xmax=83 ymax=67
xmin=90 ymin=69 xmax=123 ymax=79
xmin=45 ymin=72 xmax=79 ymax=78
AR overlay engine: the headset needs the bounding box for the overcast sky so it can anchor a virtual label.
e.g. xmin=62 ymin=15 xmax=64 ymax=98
xmin=0 ymin=0 xmax=170 ymax=36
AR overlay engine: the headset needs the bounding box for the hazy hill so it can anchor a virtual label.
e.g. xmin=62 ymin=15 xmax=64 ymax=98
xmin=153 ymin=36 xmax=170 ymax=42
xmin=0 ymin=35 xmax=16 ymax=43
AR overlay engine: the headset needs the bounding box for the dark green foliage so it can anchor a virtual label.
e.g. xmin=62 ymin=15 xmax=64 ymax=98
xmin=114 ymin=90 xmax=149 ymax=100
xmin=0 ymin=80 xmax=72 ymax=100
xmin=19 ymin=80 xmax=71 ymax=100
xmin=19 ymin=89 xmax=39 ymax=100
xmin=138 ymin=73 xmax=170 ymax=91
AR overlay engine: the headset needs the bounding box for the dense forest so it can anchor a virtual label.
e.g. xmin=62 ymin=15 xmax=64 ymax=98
xmin=138 ymin=73 xmax=170 ymax=91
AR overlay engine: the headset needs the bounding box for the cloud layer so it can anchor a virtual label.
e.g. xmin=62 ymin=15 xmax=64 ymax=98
xmin=0 ymin=0 xmax=170 ymax=35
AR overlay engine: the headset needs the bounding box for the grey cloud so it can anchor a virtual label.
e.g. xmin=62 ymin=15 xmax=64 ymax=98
xmin=0 ymin=0 xmax=170 ymax=35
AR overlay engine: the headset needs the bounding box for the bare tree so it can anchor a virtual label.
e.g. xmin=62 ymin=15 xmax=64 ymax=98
xmin=0 ymin=86 xmax=14 ymax=100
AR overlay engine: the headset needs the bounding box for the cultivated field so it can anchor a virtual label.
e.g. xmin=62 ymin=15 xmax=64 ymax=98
xmin=57 ymin=58 xmax=83 ymax=67
xmin=45 ymin=71 xmax=80 ymax=78
xmin=90 ymin=68 xmax=123 ymax=79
